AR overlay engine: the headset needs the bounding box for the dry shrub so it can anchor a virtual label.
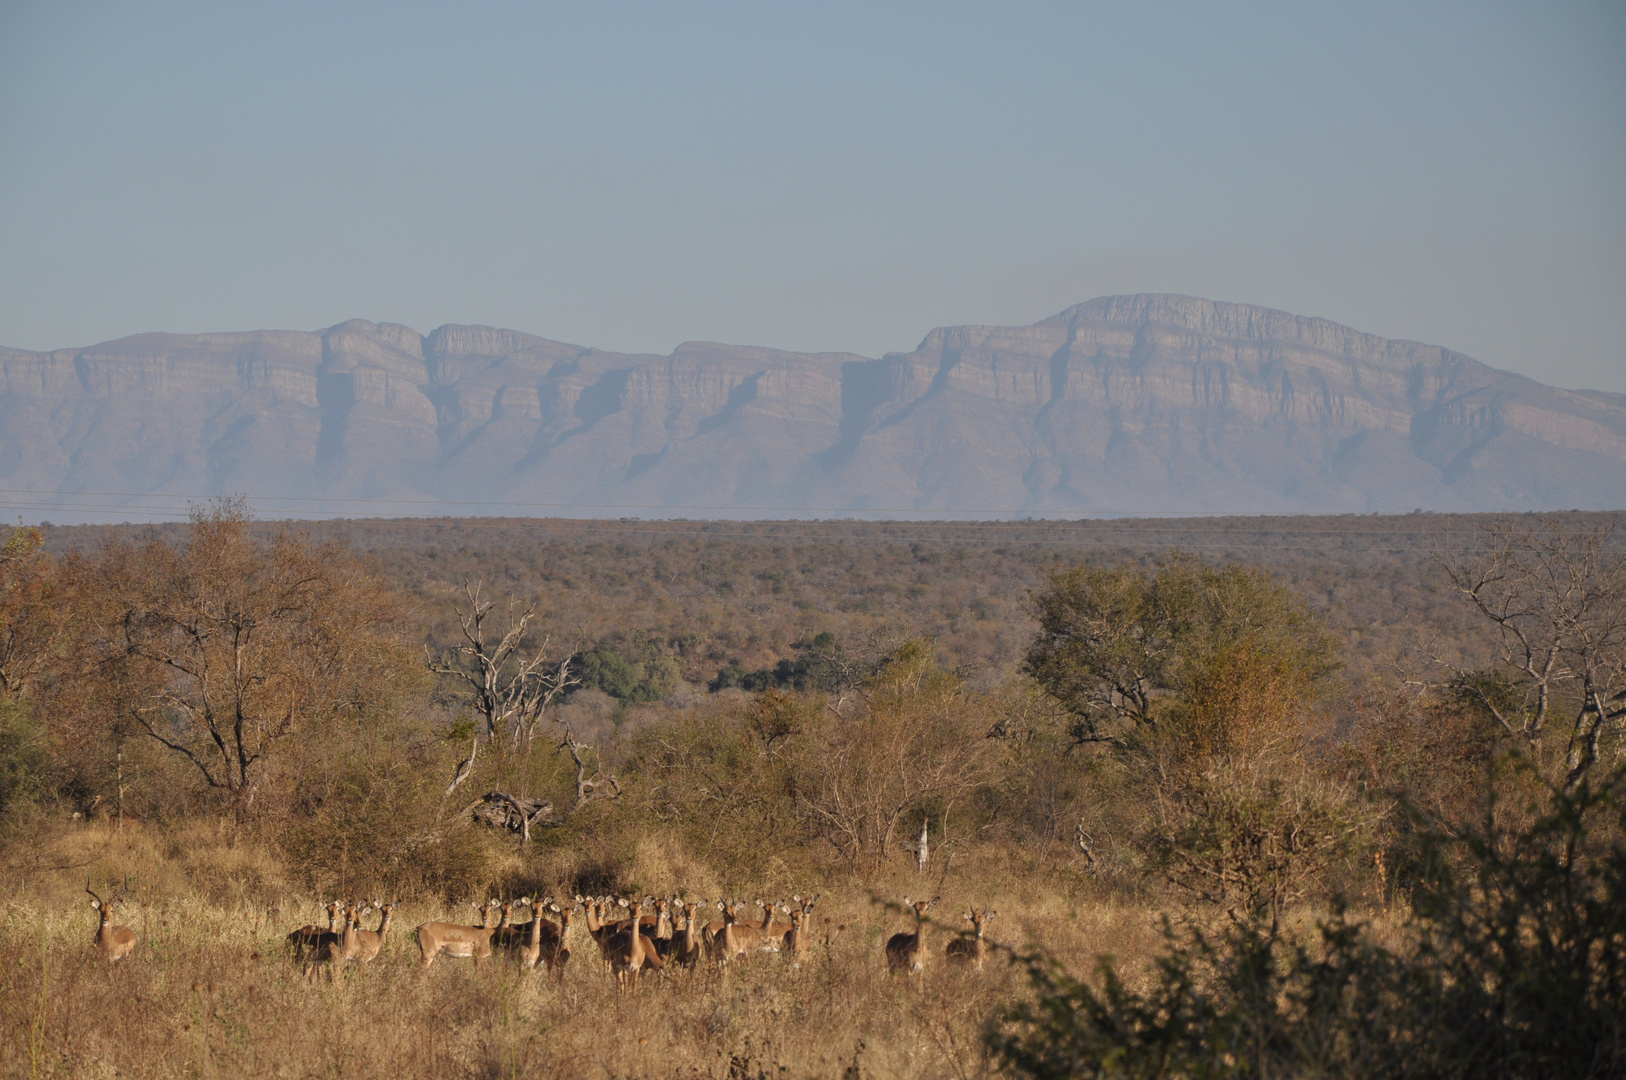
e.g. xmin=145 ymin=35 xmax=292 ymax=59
xmin=278 ymin=762 xmax=513 ymax=901
xmin=991 ymin=765 xmax=1626 ymax=1080
xmin=1172 ymin=638 xmax=1313 ymax=760
xmin=1146 ymin=754 xmax=1368 ymax=929
xmin=795 ymin=641 xmax=1003 ymax=871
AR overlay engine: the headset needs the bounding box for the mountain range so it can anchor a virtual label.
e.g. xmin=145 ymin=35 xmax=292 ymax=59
xmin=2 ymin=293 xmax=1623 ymax=521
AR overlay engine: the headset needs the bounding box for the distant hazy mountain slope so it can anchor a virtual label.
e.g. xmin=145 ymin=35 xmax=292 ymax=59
xmin=1 ymin=295 xmax=1622 ymax=519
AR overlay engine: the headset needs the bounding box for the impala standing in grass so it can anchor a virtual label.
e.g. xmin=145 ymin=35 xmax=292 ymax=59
xmin=415 ymin=899 xmax=502 ymax=968
xmin=85 ymin=881 xmax=137 ymax=963
xmin=885 ymin=896 xmax=938 ymax=976
xmin=944 ymin=907 xmax=996 ymax=969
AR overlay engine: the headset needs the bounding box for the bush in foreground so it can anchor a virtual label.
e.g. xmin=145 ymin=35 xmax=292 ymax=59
xmin=989 ymin=762 xmax=1626 ymax=1080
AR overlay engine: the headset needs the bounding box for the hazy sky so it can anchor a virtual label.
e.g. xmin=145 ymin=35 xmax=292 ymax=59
xmin=2 ymin=1 xmax=1623 ymax=392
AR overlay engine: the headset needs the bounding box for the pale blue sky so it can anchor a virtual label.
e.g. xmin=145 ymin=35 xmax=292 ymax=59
xmin=2 ymin=1 xmax=1623 ymax=391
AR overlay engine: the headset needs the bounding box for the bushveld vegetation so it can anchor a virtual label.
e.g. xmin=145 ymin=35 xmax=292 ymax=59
xmin=2 ymin=508 xmax=1624 ymax=1078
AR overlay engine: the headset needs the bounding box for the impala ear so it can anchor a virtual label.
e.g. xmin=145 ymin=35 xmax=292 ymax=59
xmin=903 ymin=896 xmax=913 ymax=906
xmin=986 ymin=910 xmax=998 ymax=919
xmin=90 ymin=899 xmax=100 ymax=909
xmin=792 ymin=893 xmax=801 ymax=902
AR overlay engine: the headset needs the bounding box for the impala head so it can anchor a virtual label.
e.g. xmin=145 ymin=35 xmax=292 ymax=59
xmin=902 ymin=896 xmax=939 ymax=919
xmin=84 ymin=881 xmax=124 ymax=925
xmin=480 ymin=898 xmax=502 ymax=927
xmin=964 ymin=908 xmax=996 ymax=935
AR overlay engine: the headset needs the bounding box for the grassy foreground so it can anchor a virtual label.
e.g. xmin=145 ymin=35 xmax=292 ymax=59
xmin=1 ymin=823 xmax=1176 ymax=1080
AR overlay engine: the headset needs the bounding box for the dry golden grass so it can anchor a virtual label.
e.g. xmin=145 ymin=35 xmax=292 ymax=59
xmin=0 ymin=823 xmax=1178 ymax=1080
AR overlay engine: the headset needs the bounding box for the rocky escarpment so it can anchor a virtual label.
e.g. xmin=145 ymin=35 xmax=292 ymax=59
xmin=1 ymin=295 xmax=1622 ymax=520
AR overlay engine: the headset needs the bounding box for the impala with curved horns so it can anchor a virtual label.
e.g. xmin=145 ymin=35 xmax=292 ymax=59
xmin=85 ymin=880 xmax=137 ymax=962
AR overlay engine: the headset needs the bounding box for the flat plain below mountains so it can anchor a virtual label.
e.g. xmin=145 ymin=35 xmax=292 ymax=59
xmin=3 ymin=294 xmax=1623 ymax=520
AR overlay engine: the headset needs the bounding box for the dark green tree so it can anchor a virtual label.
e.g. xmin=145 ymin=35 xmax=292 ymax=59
xmin=1024 ymin=556 xmax=1339 ymax=755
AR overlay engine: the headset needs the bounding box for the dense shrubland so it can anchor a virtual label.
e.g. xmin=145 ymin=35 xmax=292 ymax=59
xmin=1 ymin=508 xmax=1623 ymax=1078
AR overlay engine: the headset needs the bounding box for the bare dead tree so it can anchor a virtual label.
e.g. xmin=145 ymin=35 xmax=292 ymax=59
xmin=427 ymin=581 xmax=578 ymax=807
xmin=1439 ymin=517 xmax=1626 ymax=791
xmin=913 ymin=818 xmax=929 ymax=874
xmin=1074 ymin=820 xmax=1098 ymax=873
xmin=459 ymin=790 xmax=555 ymax=843
xmin=558 ymin=727 xmax=620 ymax=811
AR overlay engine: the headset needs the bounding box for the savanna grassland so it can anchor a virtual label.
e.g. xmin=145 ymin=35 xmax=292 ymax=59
xmin=3 ymin=511 xmax=1624 ymax=1079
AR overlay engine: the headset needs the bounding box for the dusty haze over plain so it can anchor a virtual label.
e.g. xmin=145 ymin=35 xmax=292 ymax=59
xmin=1 ymin=1 xmax=1623 ymax=396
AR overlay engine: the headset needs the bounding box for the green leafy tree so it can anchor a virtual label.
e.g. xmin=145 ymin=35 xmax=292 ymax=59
xmin=574 ymin=634 xmax=682 ymax=704
xmin=1024 ymin=556 xmax=1339 ymax=758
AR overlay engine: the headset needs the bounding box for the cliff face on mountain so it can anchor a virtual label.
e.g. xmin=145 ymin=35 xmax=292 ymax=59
xmin=2 ymin=294 xmax=1623 ymax=520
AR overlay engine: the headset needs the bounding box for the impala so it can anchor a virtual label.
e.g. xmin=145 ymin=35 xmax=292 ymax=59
xmin=85 ymin=882 xmax=136 ymax=962
xmin=511 ymin=899 xmax=547 ymax=970
xmin=352 ymin=899 xmax=399 ymax=970
xmin=668 ymin=898 xmax=707 ymax=969
xmin=765 ymin=894 xmax=817 ymax=952
xmin=708 ymin=899 xmax=769 ymax=963
xmin=944 ymin=907 xmax=996 ymax=969
xmin=535 ymin=901 xmax=578 ymax=974
xmin=305 ymin=900 xmax=368 ymax=982
xmin=606 ymin=897 xmax=662 ymax=990
xmin=759 ymin=900 xmax=794 ymax=952
xmin=584 ymin=896 xmax=661 ymax=968
xmin=415 ymin=899 xmax=502 ymax=968
xmin=783 ymin=895 xmax=819 ymax=968
xmin=492 ymin=896 xmax=533 ymax=954
xmin=286 ymin=900 xmax=345 ymax=960
xmin=884 ymin=896 xmax=939 ymax=976
xmin=702 ymin=898 xmax=769 ymax=953
xmin=581 ymin=896 xmax=617 ymax=962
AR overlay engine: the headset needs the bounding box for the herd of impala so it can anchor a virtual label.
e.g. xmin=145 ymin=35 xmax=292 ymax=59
xmin=84 ymin=881 xmax=999 ymax=988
